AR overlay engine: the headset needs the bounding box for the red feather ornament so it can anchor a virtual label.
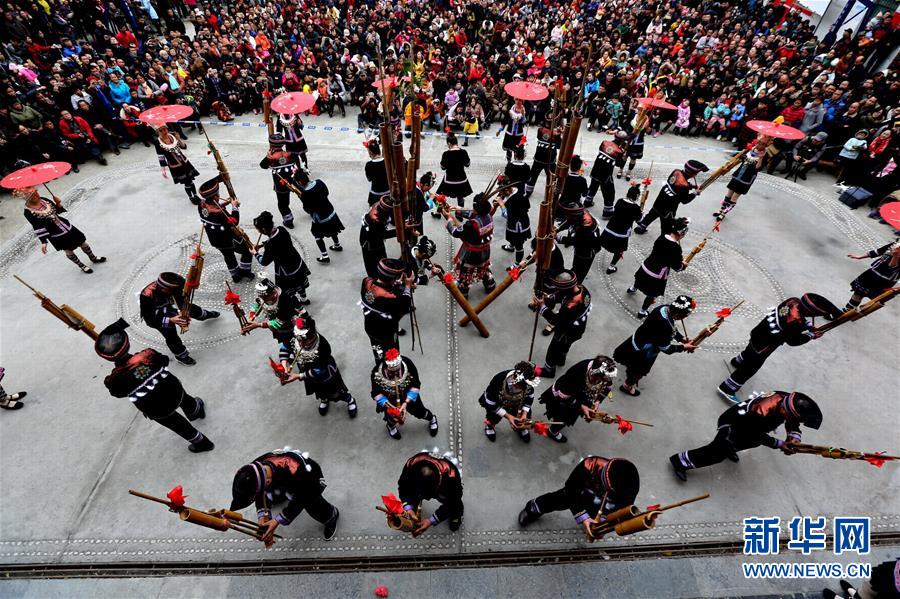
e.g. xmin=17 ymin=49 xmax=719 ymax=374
xmin=715 ymin=307 xmax=732 ymax=318
xmin=385 ymin=348 xmax=400 ymax=362
xmin=645 ymin=504 xmax=661 ymax=511
xmin=269 ymin=357 xmax=286 ymax=375
xmin=374 ymin=585 xmax=390 ymax=598
xmin=443 ymin=272 xmax=455 ymax=284
xmin=224 ymin=290 xmax=242 ymax=305
xmin=508 ymin=266 xmax=521 ymax=281
xmin=166 ymin=485 xmax=187 ymax=507
xmin=532 ymin=421 xmax=549 ymax=436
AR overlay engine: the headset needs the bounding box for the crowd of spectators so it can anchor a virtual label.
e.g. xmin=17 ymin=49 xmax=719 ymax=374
xmin=1 ymin=0 xmax=898 ymax=209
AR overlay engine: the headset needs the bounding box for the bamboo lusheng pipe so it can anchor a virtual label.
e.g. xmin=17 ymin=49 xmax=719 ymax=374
xmin=376 ymin=505 xmax=420 ymax=532
xmin=591 ymin=494 xmax=710 ymax=538
xmin=816 ymin=287 xmax=900 ymax=334
xmin=603 ymin=505 xmax=642 ymax=526
xmin=698 ymin=148 xmax=749 ymax=192
xmin=15 ymin=275 xmax=100 ymax=340
xmin=429 ymin=263 xmax=489 ymax=337
xmin=459 ymin=254 xmax=536 ymax=326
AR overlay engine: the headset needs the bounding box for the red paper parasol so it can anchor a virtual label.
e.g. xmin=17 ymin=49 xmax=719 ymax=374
xmin=878 ymin=201 xmax=900 ymax=230
xmin=746 ymin=119 xmax=805 ymax=140
xmin=1 ymin=161 xmax=71 ymax=189
xmin=504 ymin=81 xmax=549 ymax=101
xmin=372 ymin=76 xmax=403 ymax=90
xmin=637 ymin=97 xmax=677 ymax=111
xmin=138 ymin=104 xmax=195 ymax=126
xmin=271 ymin=92 xmax=316 ymax=115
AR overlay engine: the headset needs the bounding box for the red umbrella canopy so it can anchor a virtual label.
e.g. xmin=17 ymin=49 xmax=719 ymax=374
xmin=270 ymin=92 xmax=316 ymax=115
xmin=879 ymin=201 xmax=900 ymax=230
xmin=1 ymin=162 xmax=71 ymax=189
xmin=504 ymin=81 xmax=549 ymax=101
xmin=372 ymin=76 xmax=401 ymax=90
xmin=746 ymin=119 xmax=806 ymax=140
xmin=138 ymin=104 xmax=195 ymax=126
xmin=637 ymin=96 xmax=677 ymax=111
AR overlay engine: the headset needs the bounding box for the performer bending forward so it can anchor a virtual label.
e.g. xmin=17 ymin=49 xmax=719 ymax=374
xmin=396 ymin=450 xmax=463 ymax=536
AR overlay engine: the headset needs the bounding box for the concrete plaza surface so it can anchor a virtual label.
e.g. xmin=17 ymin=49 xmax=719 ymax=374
xmin=0 ymin=115 xmax=898 ymax=572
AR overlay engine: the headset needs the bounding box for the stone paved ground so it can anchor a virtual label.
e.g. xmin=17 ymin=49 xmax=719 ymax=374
xmin=0 ymin=114 xmax=897 ymax=596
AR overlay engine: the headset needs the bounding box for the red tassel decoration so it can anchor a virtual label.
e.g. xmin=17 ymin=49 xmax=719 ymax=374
xmin=224 ymin=290 xmax=242 ymax=305
xmin=615 ymin=416 xmax=634 ymax=435
xmin=381 ymin=493 xmax=404 ymax=515
xmin=715 ymin=307 xmax=732 ymax=318
xmin=374 ymin=586 xmax=390 ymax=598
xmin=508 ymin=266 xmax=521 ymax=281
xmin=443 ymin=272 xmax=454 ymax=285
xmin=269 ymin=357 xmax=286 ymax=375
xmin=645 ymin=504 xmax=661 ymax=511
xmin=864 ymin=453 xmax=887 ymax=468
xmin=532 ymin=421 xmax=549 ymax=436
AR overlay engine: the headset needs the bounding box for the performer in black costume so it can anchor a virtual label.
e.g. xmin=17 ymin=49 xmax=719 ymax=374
xmin=845 ymin=241 xmax=900 ymax=310
xmin=139 ymin=272 xmax=220 ymax=365
xmin=556 ymin=201 xmax=602 ymax=284
xmin=281 ymin=316 xmax=357 ymax=418
xmin=259 ymin=133 xmax=302 ymax=228
xmin=252 ymin=210 xmax=312 ymax=304
xmin=718 ymin=293 xmax=840 ymax=403
xmin=293 ymin=169 xmax=344 ymax=264
xmin=557 ymin=155 xmax=588 ymax=209
xmin=359 ymin=196 xmax=397 ymax=278
xmin=617 ymin=127 xmax=644 ymax=181
xmin=613 ymin=295 xmax=697 ymax=396
xmin=713 ymin=145 xmax=765 ymax=221
xmin=371 ymin=348 xmax=439 ymax=440
xmin=627 ymin=216 xmax=689 ymax=318
xmin=364 ymin=139 xmax=390 ymax=206
xmin=584 ymin=132 xmax=627 ymax=215
xmin=96 ymin=319 xmax=213 ymax=452
xmin=153 ymin=124 xmax=200 ymax=204
xmin=360 ymin=258 xmax=413 ymax=360
xmin=478 ymin=361 xmax=538 ymax=443
xmin=670 ymin=391 xmax=822 ymax=481
xmin=538 ymin=355 xmax=617 ymax=443
xmin=600 ymin=183 xmax=643 ymax=274
xmin=20 ymin=186 xmax=105 ymax=274
xmin=518 ymin=456 xmax=640 ymax=541
xmin=524 ymin=118 xmax=560 ymax=198
xmin=396 ymin=450 xmax=463 ymax=536
xmin=230 ymin=448 xmax=339 ymax=545
xmin=437 ymin=133 xmax=473 ymax=207
xmin=197 ymin=174 xmax=253 ymax=282
xmin=535 ymin=270 xmax=593 ymax=378
xmin=501 ymin=98 xmax=527 ymax=161
xmin=275 ymin=112 xmax=309 ymax=168
xmin=500 ymin=147 xmax=533 ymax=265
xmin=634 ymin=160 xmax=707 ymax=234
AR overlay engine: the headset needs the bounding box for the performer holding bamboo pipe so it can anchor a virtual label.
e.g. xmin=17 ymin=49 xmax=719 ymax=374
xmin=518 ymin=456 xmax=640 ymax=542
xmin=583 ymin=131 xmax=627 ymax=215
xmin=478 ymin=361 xmax=539 ymax=443
xmin=360 ymin=258 xmax=413 ymax=361
xmin=275 ymin=111 xmax=309 ymax=168
xmin=291 ymin=168 xmax=345 ymax=264
xmin=533 ymin=270 xmax=593 ymax=379
xmin=139 ymin=272 xmax=220 ymax=366
xmin=96 ymin=319 xmax=214 ymax=452
xmin=613 ymin=295 xmax=698 ymax=397
xmin=396 ymin=450 xmax=463 ymax=537
xmin=19 ymin=185 xmax=106 ymax=274
xmin=717 ymin=294 xmax=841 ymax=404
xmin=537 ymin=355 xmax=617 ymax=443
xmin=712 ymin=142 xmax=766 ymax=222
xmin=259 ymin=134 xmax=302 ymax=229
xmin=371 ymin=348 xmax=439 ymax=440
xmin=241 ymin=276 xmax=307 ymax=360
xmin=230 ymin=448 xmax=340 ymax=546
xmin=436 ymin=132 xmax=473 ymax=208
xmin=844 ymin=241 xmax=900 ymax=311
xmin=197 ymin=175 xmax=253 ymax=283
xmin=364 ymin=139 xmax=390 ymax=207
xmin=497 ymin=147 xmax=534 ymax=265
xmin=251 ymin=210 xmax=312 ymax=305
xmin=634 ymin=160 xmax=707 ymax=235
xmin=670 ymin=391 xmax=822 ymax=482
